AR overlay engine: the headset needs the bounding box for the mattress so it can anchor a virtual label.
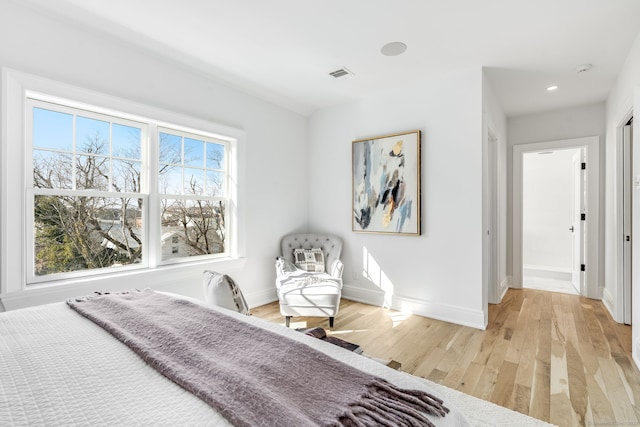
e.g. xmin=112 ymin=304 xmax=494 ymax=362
xmin=0 ymin=295 xmax=554 ymax=426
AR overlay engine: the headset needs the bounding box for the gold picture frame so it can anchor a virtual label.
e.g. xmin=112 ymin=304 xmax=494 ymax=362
xmin=352 ymin=130 xmax=421 ymax=235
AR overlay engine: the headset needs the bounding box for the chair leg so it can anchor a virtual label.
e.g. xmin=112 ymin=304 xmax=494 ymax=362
xmin=329 ymin=317 xmax=334 ymax=328
xmin=285 ymin=316 xmax=291 ymax=327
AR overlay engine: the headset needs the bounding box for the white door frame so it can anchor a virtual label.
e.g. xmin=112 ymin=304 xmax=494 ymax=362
xmin=571 ymin=149 xmax=586 ymax=294
xmin=623 ymin=120 xmax=633 ymax=324
xmin=632 ymin=87 xmax=640 ymax=368
xmin=512 ymin=136 xmax=600 ymax=299
xmin=485 ymin=130 xmax=500 ymax=305
xmin=616 ymin=109 xmax=634 ymax=324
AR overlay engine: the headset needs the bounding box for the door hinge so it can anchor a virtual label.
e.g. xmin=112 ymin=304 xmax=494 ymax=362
xmin=581 ymin=162 xmax=586 ymax=170
xmin=581 ymin=213 xmax=586 ymax=221
xmin=581 ymin=264 xmax=586 ymax=272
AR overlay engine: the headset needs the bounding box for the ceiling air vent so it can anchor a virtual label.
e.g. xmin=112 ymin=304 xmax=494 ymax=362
xmin=329 ymin=67 xmax=354 ymax=78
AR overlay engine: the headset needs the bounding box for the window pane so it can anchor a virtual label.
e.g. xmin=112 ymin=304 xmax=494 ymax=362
xmin=159 ymin=164 xmax=182 ymax=194
xmin=159 ymin=132 xmax=182 ymax=164
xmin=206 ymin=171 xmax=224 ymax=196
xmin=32 ymin=107 xmax=73 ymax=151
xmin=76 ymin=155 xmax=109 ymax=190
xmin=112 ymin=123 xmax=141 ymax=160
xmin=33 ymin=150 xmax=73 ymax=189
xmin=76 ymin=116 xmax=109 ymax=155
xmin=184 ymin=137 xmax=204 ymax=167
xmin=206 ymin=142 xmax=225 ymax=169
xmin=112 ymin=159 xmax=141 ymax=192
xmin=158 ymin=132 xmax=227 ymax=198
xmin=34 ymin=195 xmax=143 ymax=276
xmin=160 ymin=198 xmax=225 ymax=260
xmin=183 ymin=168 xmax=204 ymax=195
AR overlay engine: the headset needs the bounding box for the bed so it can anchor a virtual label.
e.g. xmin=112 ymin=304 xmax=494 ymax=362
xmin=0 ymin=290 xmax=554 ymax=427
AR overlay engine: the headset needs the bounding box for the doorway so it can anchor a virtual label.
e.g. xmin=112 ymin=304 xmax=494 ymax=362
xmin=521 ymin=148 xmax=582 ymax=295
xmin=512 ymin=136 xmax=600 ymax=299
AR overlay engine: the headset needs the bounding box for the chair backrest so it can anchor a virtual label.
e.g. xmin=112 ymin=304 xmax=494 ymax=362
xmin=280 ymin=233 xmax=342 ymax=273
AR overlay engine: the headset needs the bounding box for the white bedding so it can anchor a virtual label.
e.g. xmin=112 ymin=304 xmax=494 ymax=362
xmin=0 ymin=297 xmax=554 ymax=426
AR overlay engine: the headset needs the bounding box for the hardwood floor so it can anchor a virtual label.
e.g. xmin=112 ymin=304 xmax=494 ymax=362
xmin=251 ymin=288 xmax=640 ymax=427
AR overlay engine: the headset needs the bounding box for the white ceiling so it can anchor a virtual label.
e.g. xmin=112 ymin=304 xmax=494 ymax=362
xmin=21 ymin=0 xmax=640 ymax=117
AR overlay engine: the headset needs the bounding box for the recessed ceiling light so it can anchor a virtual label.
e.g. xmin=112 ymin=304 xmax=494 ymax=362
xmin=546 ymin=85 xmax=559 ymax=92
xmin=381 ymin=42 xmax=407 ymax=56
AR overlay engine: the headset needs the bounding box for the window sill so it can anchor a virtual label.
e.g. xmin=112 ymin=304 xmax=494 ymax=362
xmin=1 ymin=257 xmax=247 ymax=311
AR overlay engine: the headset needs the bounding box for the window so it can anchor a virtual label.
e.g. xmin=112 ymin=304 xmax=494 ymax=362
xmin=25 ymin=97 xmax=234 ymax=283
xmin=158 ymin=129 xmax=228 ymax=261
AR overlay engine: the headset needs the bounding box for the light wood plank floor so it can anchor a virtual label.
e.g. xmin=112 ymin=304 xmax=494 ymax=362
xmin=251 ymin=288 xmax=640 ymax=427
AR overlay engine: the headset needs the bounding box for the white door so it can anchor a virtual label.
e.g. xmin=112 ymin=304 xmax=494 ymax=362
xmin=571 ymin=150 xmax=585 ymax=294
xmin=624 ymin=123 xmax=633 ymax=324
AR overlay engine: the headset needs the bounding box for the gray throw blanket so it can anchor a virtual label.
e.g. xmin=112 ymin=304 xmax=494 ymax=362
xmin=67 ymin=289 xmax=449 ymax=427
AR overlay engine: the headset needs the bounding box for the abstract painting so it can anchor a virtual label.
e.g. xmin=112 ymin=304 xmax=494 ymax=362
xmin=352 ymin=130 xmax=421 ymax=235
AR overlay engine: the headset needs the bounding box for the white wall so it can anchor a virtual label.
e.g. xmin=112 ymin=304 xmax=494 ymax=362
xmin=604 ymin=33 xmax=640 ymax=360
xmin=509 ymin=103 xmax=607 ymax=145
xmin=522 ymin=149 xmax=578 ymax=275
xmin=507 ymin=103 xmax=606 ymax=289
xmin=308 ymin=68 xmax=486 ymax=329
xmin=0 ymin=0 xmax=308 ymax=309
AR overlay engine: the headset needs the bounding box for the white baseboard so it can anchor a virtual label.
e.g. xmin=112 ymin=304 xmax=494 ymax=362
xmin=341 ymin=284 xmax=486 ymax=329
xmin=389 ymin=294 xmax=486 ymax=330
xmin=250 ymin=283 xmax=384 ymax=311
xmin=246 ymin=287 xmax=277 ymax=309
xmin=500 ymin=276 xmax=511 ymax=301
xmin=341 ymin=283 xmax=385 ymax=306
xmin=499 ymin=276 xmax=510 ymax=301
xmin=523 ymin=265 xmax=572 ymax=281
xmin=601 ymin=287 xmax=617 ymax=322
xmin=246 ymin=282 xmax=486 ymax=330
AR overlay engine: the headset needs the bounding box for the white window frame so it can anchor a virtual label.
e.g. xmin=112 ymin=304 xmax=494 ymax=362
xmin=1 ymin=69 xmax=243 ymax=293
xmin=156 ymin=126 xmax=231 ymax=265
xmin=26 ymin=98 xmax=150 ymax=283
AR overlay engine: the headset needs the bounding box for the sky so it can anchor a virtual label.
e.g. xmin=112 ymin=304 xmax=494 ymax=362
xmin=32 ymin=105 xmax=225 ymax=197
